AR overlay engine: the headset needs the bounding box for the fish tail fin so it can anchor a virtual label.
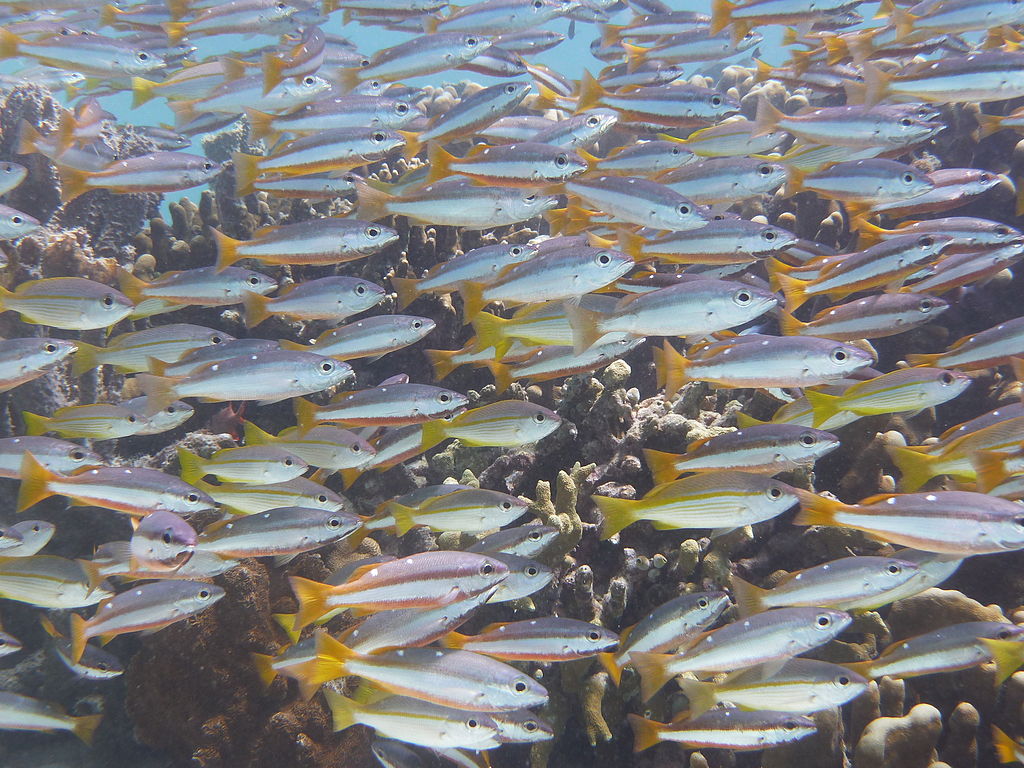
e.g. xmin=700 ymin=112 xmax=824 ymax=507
xmin=753 ymin=58 xmax=775 ymax=83
xmin=904 ymin=352 xmax=941 ymax=366
xmin=783 ymin=165 xmax=806 ymax=196
xmin=576 ymin=69 xmax=604 ymax=112
xmin=856 ymin=220 xmax=892 ymax=247
xmin=677 ymin=678 xmax=717 ymax=718
xmin=69 ymin=612 xmax=88 ymax=665
xmin=289 ymin=576 xmax=332 ymax=630
xmin=438 ymin=631 xmax=469 ymax=650
xmin=241 ymin=291 xmax=271 ymax=328
xmin=293 ymin=398 xmax=320 ymax=432
xmin=892 ymin=6 xmax=918 ymax=40
xmin=388 ymin=502 xmax=417 ymax=536
xmin=804 ymin=389 xmax=843 ymax=428
xmin=730 ymin=575 xmax=768 ymax=618
xmin=135 ymin=374 xmax=179 ymax=415
xmin=842 ymin=76 xmax=868 ymax=106
xmin=975 ymin=113 xmax=1005 ymax=140
xmin=324 ymin=689 xmax=360 ymax=731
xmin=419 ymin=419 xmax=448 ymax=452
xmin=338 ymin=467 xmax=361 ymax=489
xmin=261 ymin=53 xmax=287 ymax=95
xmin=992 ymin=726 xmax=1021 ymax=764
xmin=70 ymin=341 xmax=103 ymax=376
xmin=862 ymin=62 xmax=890 ymax=106
xmin=72 ymin=713 xmax=103 ymax=745
xmin=175 ymin=447 xmax=207 ymax=485
xmin=250 ymin=652 xmax=278 ymax=687
xmin=242 ymin=420 xmax=276 ymax=445
xmin=231 ymin=152 xmax=260 ymax=197
xmin=621 ymin=42 xmax=647 ymax=73
xmin=130 ymin=78 xmax=159 ymax=108
xmin=397 ymin=130 xmax=422 ymax=161
xmin=564 ymin=300 xmax=607 ymax=354
xmin=116 ymin=268 xmax=150 ymax=304
xmin=822 ymin=34 xmax=849 ymax=65
xmin=599 ymin=24 xmax=621 ymax=48
xmin=972 ymin=450 xmax=1010 ymax=493
xmin=983 ymin=637 xmax=1024 ymax=684
xmin=471 ymin=311 xmax=511 ymax=354
xmin=21 ymin=411 xmax=50 ymax=437
xmin=777 ymin=308 xmax=808 ymax=336
xmin=210 ymin=227 xmax=244 ymax=272
xmin=425 ymin=144 xmax=456 ymax=184
xmin=886 ymin=444 xmax=937 ymax=492
xmin=16 ymin=120 xmax=44 ymax=156
xmin=768 ymin=263 xmax=809 ymax=313
xmin=390 ymin=276 xmax=421 ymax=310
xmin=56 ymin=165 xmax=91 ymax=203
xmin=628 ymin=713 xmax=663 ymax=752
xmin=458 ymin=281 xmax=487 ymax=324
xmin=160 ymin=21 xmax=188 ymax=45
xmin=753 ymin=95 xmax=785 ymax=138
xmin=653 ymin=340 xmax=689 ymax=398
xmin=354 ymin=176 xmax=394 ymax=221
xmin=0 ymin=28 xmax=22 ymax=58
xmin=245 ymin=109 xmax=278 ymax=142
xmin=597 ymin=652 xmax=622 ymax=685
xmin=792 ymin=488 xmax=846 ymax=527
xmin=735 ymin=412 xmax=767 ymax=428
xmin=425 ymin=348 xmax=460 ymax=380
xmin=335 ymin=67 xmax=361 ymax=94
xmin=642 ymin=448 xmax=681 ymax=487
xmin=531 ymin=82 xmax=565 ymax=112
xmin=272 ymin=612 xmax=301 ymax=644
xmin=710 ymin=0 xmax=735 ymax=35
xmin=489 ymin=361 xmax=514 ymax=395
xmin=17 ymin=453 xmax=57 ymax=512
xmin=592 ymin=495 xmax=640 ymax=539
xmin=630 ymin=652 xmax=676 ymax=701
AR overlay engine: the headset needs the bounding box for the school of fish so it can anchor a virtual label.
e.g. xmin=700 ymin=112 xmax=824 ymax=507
xmin=1 ymin=0 xmax=1024 ymax=764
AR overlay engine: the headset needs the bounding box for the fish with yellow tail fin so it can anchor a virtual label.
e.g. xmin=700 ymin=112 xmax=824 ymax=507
xmin=629 ymin=707 xmax=816 ymax=752
xmin=418 ymin=401 xmax=560 ymax=451
xmin=993 ymin=726 xmax=1024 ymax=764
xmin=0 ymin=691 xmax=103 ymax=744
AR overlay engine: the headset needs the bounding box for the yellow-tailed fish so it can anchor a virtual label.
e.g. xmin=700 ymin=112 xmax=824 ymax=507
xmin=419 ymin=400 xmax=560 ymax=450
xmin=375 ymin=487 xmax=530 ymax=535
xmin=242 ymin=276 xmax=386 ymax=327
xmin=440 ymin=617 xmax=618 ymax=661
xmin=0 ymin=338 xmax=78 ymax=392
xmin=242 ymin=421 xmax=375 ymax=472
xmin=0 ymin=277 xmax=133 ymax=330
xmin=629 ymin=708 xmax=816 ymax=752
xmin=22 ymin=403 xmax=146 ymax=440
xmin=176 ymin=445 xmax=309 ymax=485
xmin=0 ymin=692 xmax=102 ymax=744
xmin=0 ymin=555 xmax=112 ymax=609
xmin=282 ymin=316 xmax=436 ymax=362
xmin=195 ymin=506 xmax=362 ymax=560
xmin=192 ymin=476 xmax=348 ymax=516
xmin=72 ymin=323 xmax=232 ymax=375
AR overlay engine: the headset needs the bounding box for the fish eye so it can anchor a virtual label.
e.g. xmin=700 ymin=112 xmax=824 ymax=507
xmin=758 ymin=164 xmax=772 ymax=175
xmin=70 ymin=449 xmax=86 ymax=460
xmin=412 ymin=320 xmax=423 ymax=329
xmin=355 ymin=283 xmax=367 ymax=295
xmin=303 ymin=76 xmax=316 ymax=86
xmin=320 ymin=361 xmax=335 ymax=372
xmin=524 ymin=194 xmax=537 ymax=202
xmin=1015 ymin=516 xmax=1024 ymax=528
xmin=481 ymin=562 xmax=494 ymax=575
xmin=102 ymin=294 xmax=116 ymax=307
xmin=43 ymin=342 xmax=57 ymax=353
xmin=203 ymin=161 xmax=214 ymax=171
xmin=525 ymin=565 xmax=539 ymax=576
xmin=919 ymin=299 xmax=934 ymax=311
xmin=554 ymin=154 xmax=569 ymax=168
xmin=918 ymin=235 xmax=934 ymax=248
xmin=711 ymin=95 xmax=723 ymax=106
xmin=816 ymin=614 xmax=833 ymax=628
xmin=887 ymin=563 xmax=902 ymax=574
xmin=467 ymin=36 xmax=479 ymax=46
xmin=467 ymin=718 xmax=479 ymax=728
xmin=395 ymin=102 xmax=409 ymax=114
xmin=505 ymin=83 xmax=518 ymax=93
xmin=533 ymin=412 xmax=546 ymax=423
xmin=697 ymin=596 xmax=709 ymax=608
xmin=276 ymin=1 xmax=287 ymax=7
xmin=162 ymin=531 xmax=173 ymax=544
xmin=597 ymin=252 xmax=611 ymax=265
xmin=587 ymin=115 xmax=600 ymax=126
xmin=996 ymin=225 xmax=1011 ymax=236
xmin=830 ymin=348 xmax=849 ymax=363
xmin=800 ymin=433 xmax=817 ymax=446
xmin=838 ymin=675 xmax=851 ymax=686
xmin=524 ymin=720 xmax=539 ymax=732
xmin=127 ymin=414 xmax=137 ymax=423
xmin=899 ymin=117 xmax=913 ymax=127
xmin=187 ymin=493 xmax=200 ymax=503
xmin=32 ymin=524 xmax=41 ymax=531
xmin=351 ymin=443 xmax=362 ymax=453
xmin=247 ymin=275 xmax=261 ymax=285
xmin=981 ymin=172 xmax=992 ymax=181
xmin=165 ymin=405 xmax=178 ymax=413
xmin=438 ymin=392 xmax=452 ymax=403
xmin=784 ymin=719 xmax=801 ymax=731
xmin=999 ymin=627 xmax=1015 ymax=638
xmin=940 ymin=372 xmax=955 ymax=385
xmin=510 ymin=246 xmax=523 ymax=256
xmin=734 ymin=290 xmax=752 ymax=305
xmin=514 ymin=680 xmax=528 ymax=693
xmin=10 ymin=215 xmax=22 ymax=225
xmin=372 ymin=131 xmax=386 ymax=142
xmin=767 ymin=485 xmax=783 ymax=499
xmin=533 ymin=0 xmax=543 ymax=6
xmin=677 ymin=203 xmax=691 ymax=216
xmin=317 ymin=494 xmax=328 ymax=503
xmin=198 ymin=589 xmax=211 ymax=599
xmin=328 ymin=516 xmax=342 ymax=528
xmin=366 ymin=226 xmax=382 ymax=237
xmin=902 ymin=172 xmax=915 ymax=183
xmin=211 ymin=335 xmax=223 ymax=344
xmin=283 ymin=457 xmax=294 ymax=466
xmin=137 ymin=51 xmax=150 ymax=61
xmin=529 ymin=530 xmax=541 ymax=540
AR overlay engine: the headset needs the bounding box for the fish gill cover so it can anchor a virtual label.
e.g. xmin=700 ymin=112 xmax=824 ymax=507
xmin=0 ymin=0 xmax=1023 ymax=766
